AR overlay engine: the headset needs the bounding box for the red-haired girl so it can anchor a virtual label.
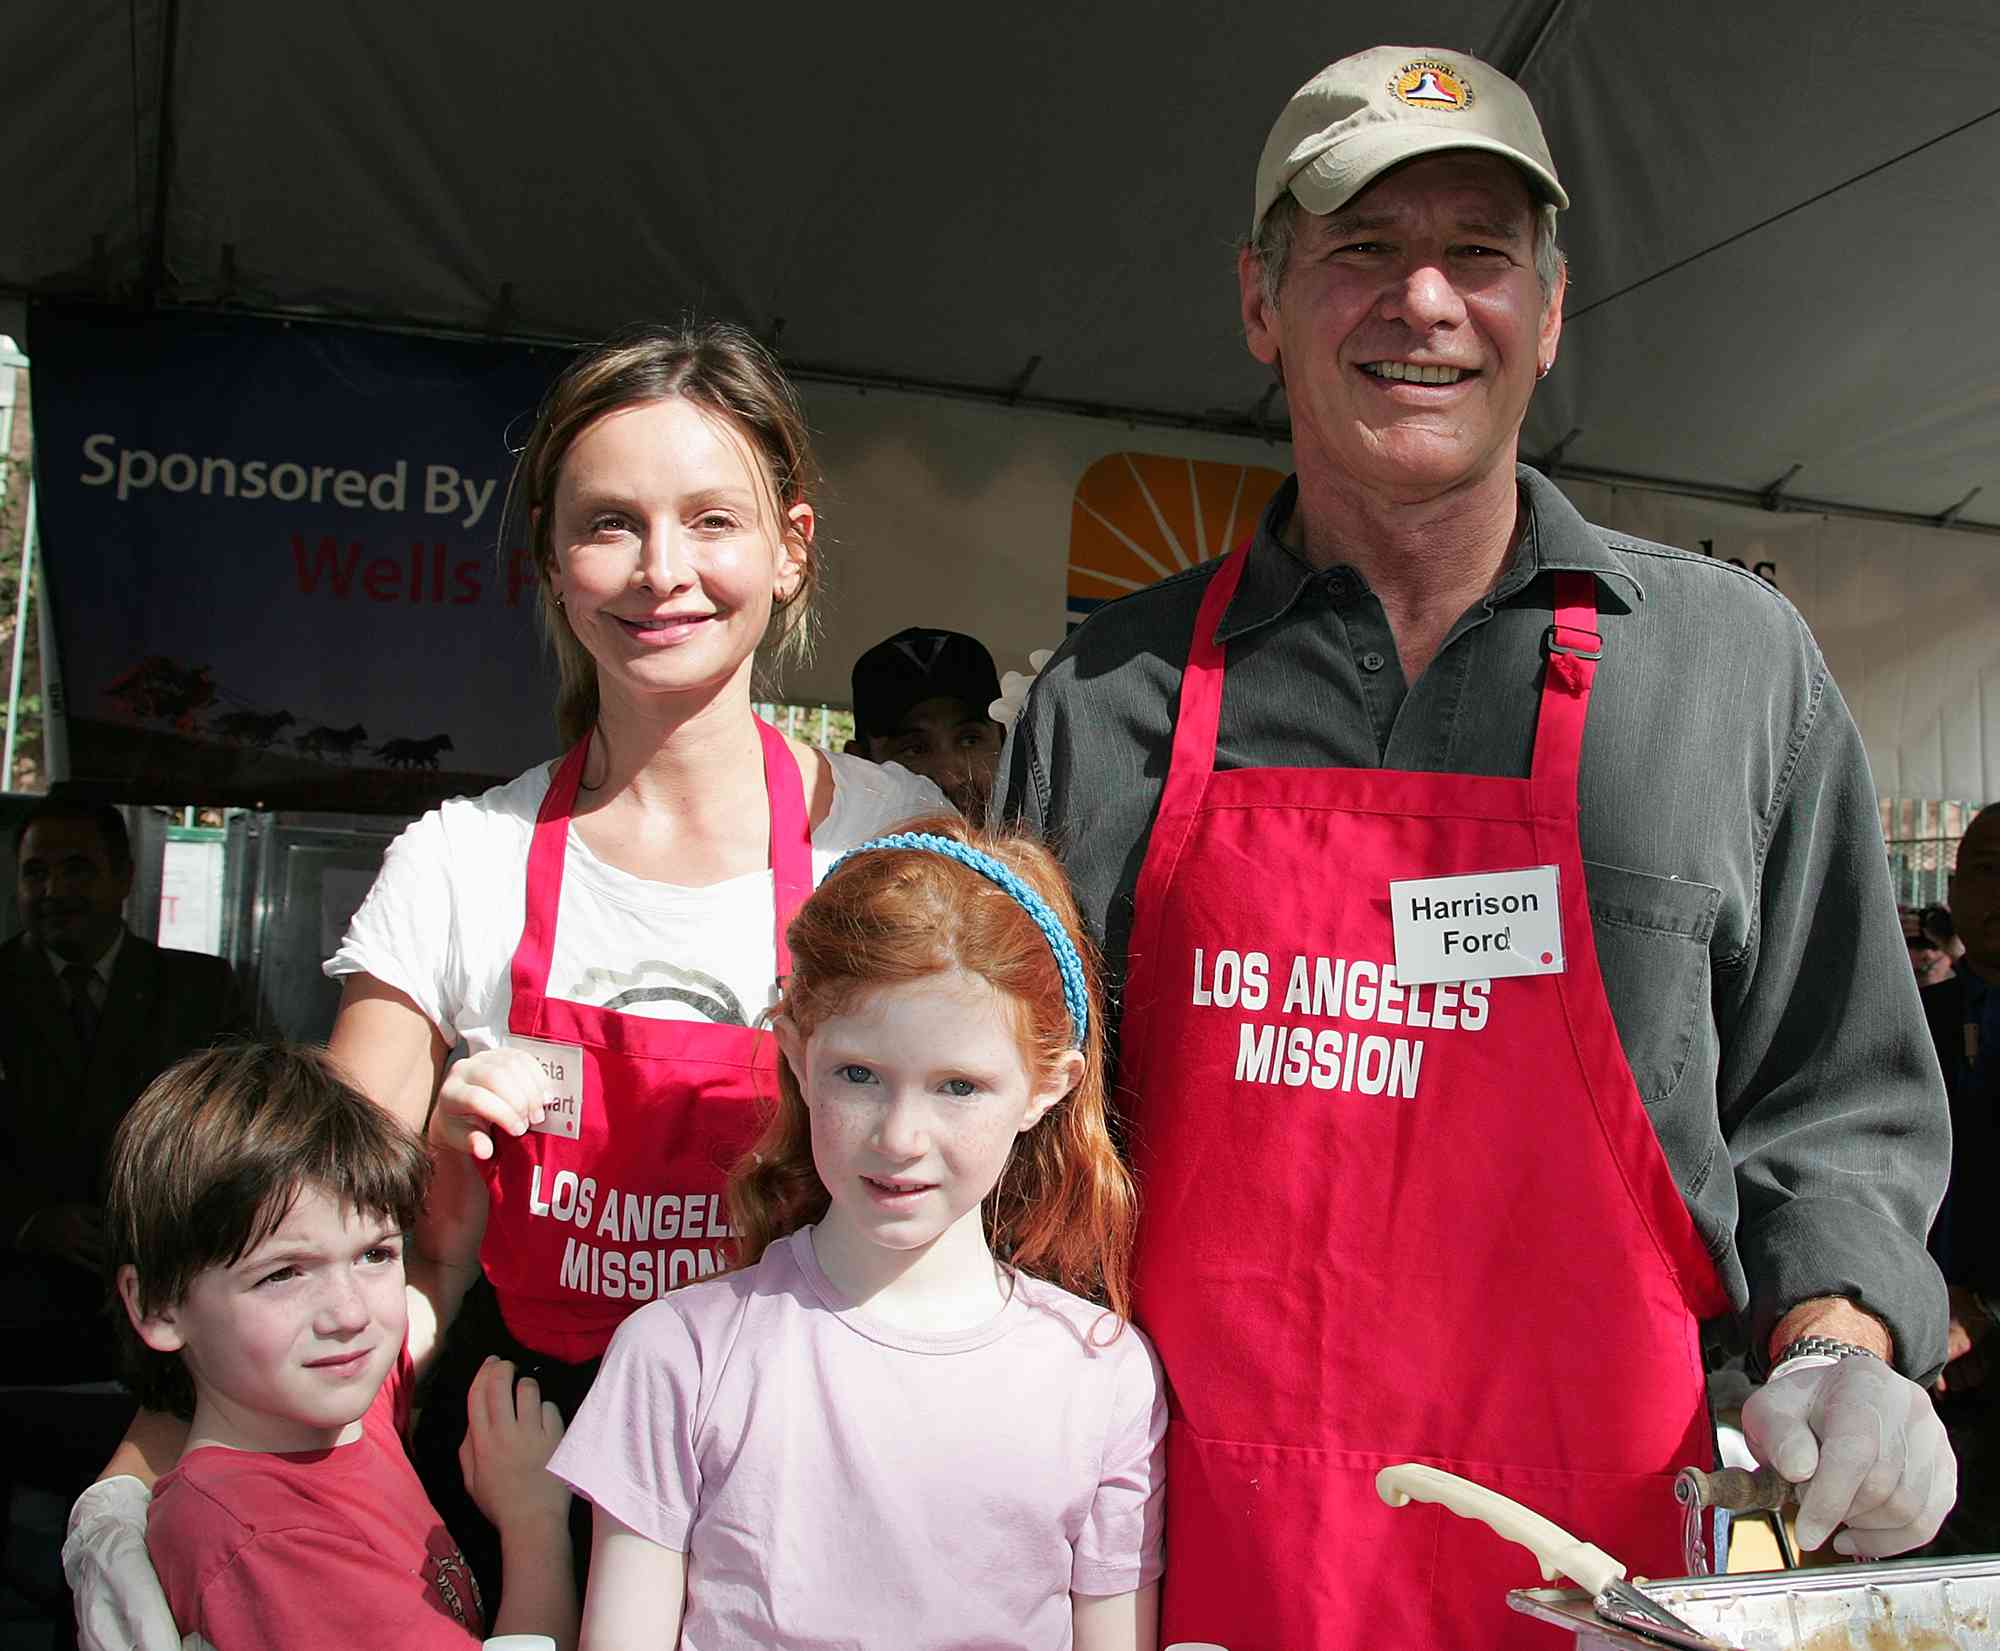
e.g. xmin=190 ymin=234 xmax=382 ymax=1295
xmin=549 ymin=816 xmax=1165 ymax=1650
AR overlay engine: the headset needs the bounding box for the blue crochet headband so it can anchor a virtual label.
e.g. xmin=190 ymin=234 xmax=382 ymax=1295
xmin=824 ymin=832 xmax=1090 ymax=1048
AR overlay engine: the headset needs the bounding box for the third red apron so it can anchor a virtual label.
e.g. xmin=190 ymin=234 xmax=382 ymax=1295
xmin=1123 ymin=554 xmax=1728 ymax=1649
xmin=481 ymin=717 xmax=812 ymax=1363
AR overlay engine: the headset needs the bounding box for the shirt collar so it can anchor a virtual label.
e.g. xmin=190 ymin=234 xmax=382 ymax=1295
xmin=1216 ymin=465 xmax=1646 ymax=645
xmin=37 ymin=924 xmax=126 ymax=986
xmin=1510 ymin=466 xmax=1648 ymax=608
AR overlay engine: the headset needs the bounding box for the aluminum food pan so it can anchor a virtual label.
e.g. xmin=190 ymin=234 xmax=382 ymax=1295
xmin=1509 ymin=1555 xmax=2000 ymax=1649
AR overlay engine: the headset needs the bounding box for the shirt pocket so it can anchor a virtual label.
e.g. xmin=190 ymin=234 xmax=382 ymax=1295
xmin=1584 ymin=860 xmax=1722 ymax=1106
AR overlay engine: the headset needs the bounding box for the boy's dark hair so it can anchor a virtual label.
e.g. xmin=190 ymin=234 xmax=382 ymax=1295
xmin=106 ymin=1043 xmax=432 ymax=1418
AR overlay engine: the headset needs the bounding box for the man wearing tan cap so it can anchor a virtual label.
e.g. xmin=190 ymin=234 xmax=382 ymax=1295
xmin=998 ymin=43 xmax=1952 ymax=1649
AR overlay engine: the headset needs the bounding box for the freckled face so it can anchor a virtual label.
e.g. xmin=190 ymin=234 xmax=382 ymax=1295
xmin=129 ymin=1185 xmax=408 ymax=1453
xmin=1240 ymin=152 xmax=1563 ymax=502
xmin=546 ymin=397 xmax=811 ymax=710
xmin=780 ymin=970 xmax=1071 ymax=1257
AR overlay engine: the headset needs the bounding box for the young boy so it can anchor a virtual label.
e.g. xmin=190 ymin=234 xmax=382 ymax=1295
xmin=104 ymin=1042 xmax=578 ymax=1649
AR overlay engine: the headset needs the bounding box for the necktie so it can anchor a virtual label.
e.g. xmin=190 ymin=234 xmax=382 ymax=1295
xmin=62 ymin=963 xmax=99 ymax=1049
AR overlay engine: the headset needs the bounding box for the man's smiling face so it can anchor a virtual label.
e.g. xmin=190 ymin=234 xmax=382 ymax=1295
xmin=17 ymin=816 xmax=131 ymax=964
xmin=1241 ymin=152 xmax=1563 ymax=505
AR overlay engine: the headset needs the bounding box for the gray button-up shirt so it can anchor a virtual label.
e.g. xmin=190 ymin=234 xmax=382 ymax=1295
xmin=998 ymin=465 xmax=1949 ymax=1377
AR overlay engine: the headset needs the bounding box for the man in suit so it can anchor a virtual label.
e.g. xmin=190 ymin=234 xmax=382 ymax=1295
xmin=1 ymin=798 xmax=244 ymax=1381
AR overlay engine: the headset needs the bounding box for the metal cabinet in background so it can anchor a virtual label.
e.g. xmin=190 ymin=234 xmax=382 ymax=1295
xmin=223 ymin=812 xmax=411 ymax=1044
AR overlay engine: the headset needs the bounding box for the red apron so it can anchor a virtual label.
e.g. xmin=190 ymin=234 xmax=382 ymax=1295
xmin=481 ymin=718 xmax=812 ymax=1363
xmin=1123 ymin=554 xmax=1728 ymax=1649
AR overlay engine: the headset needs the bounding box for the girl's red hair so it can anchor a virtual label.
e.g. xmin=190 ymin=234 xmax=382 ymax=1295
xmin=729 ymin=815 xmax=1136 ymax=1319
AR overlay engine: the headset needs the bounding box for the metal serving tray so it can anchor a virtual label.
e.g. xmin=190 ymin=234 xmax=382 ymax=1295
xmin=1509 ymin=1556 xmax=2000 ymax=1649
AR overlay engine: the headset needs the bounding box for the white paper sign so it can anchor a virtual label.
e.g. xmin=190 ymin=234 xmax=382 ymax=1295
xmin=503 ymin=1034 xmax=585 ymax=1139
xmin=158 ymin=838 xmax=224 ymax=955
xmin=1390 ymin=865 xmax=1565 ymax=986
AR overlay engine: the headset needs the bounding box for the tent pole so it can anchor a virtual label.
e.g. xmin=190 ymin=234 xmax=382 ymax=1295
xmin=1504 ymin=0 xmax=1574 ymax=80
xmin=1534 ymin=457 xmax=2000 ymax=538
xmin=1564 ymin=102 xmax=2000 ymax=330
xmin=142 ymin=0 xmax=185 ymax=306
xmin=4 ymin=473 xmax=39 ymax=786
xmin=1938 ymin=487 xmax=1983 ymax=527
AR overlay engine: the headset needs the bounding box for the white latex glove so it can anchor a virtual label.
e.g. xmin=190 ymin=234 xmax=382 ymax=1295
xmin=63 ymin=1476 xmax=200 ymax=1651
xmin=990 ymin=649 xmax=1055 ymax=730
xmin=1740 ymin=1354 xmax=1957 ymax=1556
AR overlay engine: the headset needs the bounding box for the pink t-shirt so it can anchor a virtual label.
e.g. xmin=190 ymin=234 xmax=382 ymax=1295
xmin=148 ymin=1349 xmax=485 ymax=1648
xmin=549 ymin=1227 xmax=1166 ymax=1650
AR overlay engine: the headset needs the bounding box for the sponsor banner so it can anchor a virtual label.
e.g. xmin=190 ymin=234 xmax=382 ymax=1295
xmin=29 ymin=306 xmax=566 ymax=807
xmin=27 ymin=310 xmax=1301 ymax=803
xmin=1066 ymin=452 xmax=1286 ymax=633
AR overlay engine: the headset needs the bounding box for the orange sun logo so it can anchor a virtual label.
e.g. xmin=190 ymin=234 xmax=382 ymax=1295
xmin=1066 ymin=453 xmax=1286 ymax=630
xmin=1390 ymin=60 xmax=1473 ymax=112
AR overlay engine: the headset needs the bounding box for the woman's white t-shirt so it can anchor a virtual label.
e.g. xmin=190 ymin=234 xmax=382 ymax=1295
xmin=325 ymin=752 xmax=948 ymax=1052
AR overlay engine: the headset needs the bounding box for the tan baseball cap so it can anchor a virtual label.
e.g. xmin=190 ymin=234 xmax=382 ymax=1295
xmin=1252 ymin=44 xmax=1568 ymax=237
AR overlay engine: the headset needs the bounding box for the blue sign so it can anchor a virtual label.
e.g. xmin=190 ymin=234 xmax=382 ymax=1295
xmin=29 ymin=306 xmax=569 ymax=808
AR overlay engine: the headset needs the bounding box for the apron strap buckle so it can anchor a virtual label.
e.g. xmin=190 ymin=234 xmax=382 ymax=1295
xmin=1543 ymin=622 xmax=1603 ymax=661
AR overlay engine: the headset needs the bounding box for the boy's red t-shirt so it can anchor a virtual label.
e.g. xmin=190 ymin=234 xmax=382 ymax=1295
xmin=147 ymin=1346 xmax=485 ymax=1648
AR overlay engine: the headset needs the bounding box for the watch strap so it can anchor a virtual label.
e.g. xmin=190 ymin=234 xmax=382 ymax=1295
xmin=1769 ymin=1334 xmax=1882 ymax=1378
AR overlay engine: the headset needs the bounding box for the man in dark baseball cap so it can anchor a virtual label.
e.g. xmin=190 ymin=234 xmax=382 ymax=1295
xmin=845 ymin=627 xmax=1004 ymax=819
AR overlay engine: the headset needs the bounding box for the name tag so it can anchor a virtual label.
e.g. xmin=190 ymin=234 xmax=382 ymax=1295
xmin=503 ymin=1034 xmax=585 ymax=1139
xmin=1390 ymin=865 xmax=1565 ymax=986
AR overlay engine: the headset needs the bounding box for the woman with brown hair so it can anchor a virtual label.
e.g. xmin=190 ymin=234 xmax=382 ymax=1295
xmin=322 ymin=320 xmax=945 ymax=1593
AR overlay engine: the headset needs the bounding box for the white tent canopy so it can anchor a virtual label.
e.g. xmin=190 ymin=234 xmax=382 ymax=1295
xmin=1 ymin=3 xmax=1995 ymax=803
xmin=4 ymin=1 xmax=1996 ymax=530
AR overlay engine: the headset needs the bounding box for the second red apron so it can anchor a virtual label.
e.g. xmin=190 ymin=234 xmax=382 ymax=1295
xmin=481 ymin=717 xmax=812 ymax=1363
xmin=1123 ymin=554 xmax=1729 ymax=1649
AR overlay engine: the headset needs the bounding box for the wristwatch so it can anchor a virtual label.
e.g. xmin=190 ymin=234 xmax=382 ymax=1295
xmin=1770 ymin=1334 xmax=1882 ymax=1377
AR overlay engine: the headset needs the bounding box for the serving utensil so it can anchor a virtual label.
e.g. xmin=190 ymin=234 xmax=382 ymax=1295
xmin=1376 ymin=1462 xmax=1739 ymax=1649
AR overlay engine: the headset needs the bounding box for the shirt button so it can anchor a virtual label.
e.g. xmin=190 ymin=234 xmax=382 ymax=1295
xmin=1325 ymin=574 xmax=1347 ymax=598
xmin=1359 ymin=650 xmax=1387 ymax=673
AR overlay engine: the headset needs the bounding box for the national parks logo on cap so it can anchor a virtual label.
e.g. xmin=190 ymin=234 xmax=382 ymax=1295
xmin=1250 ymin=44 xmax=1566 ymax=236
xmin=1389 ymin=58 xmax=1473 ymax=112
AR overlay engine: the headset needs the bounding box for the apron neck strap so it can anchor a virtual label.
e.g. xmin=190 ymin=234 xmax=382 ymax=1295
xmin=756 ymin=717 xmax=814 ymax=982
xmin=511 ymin=739 xmax=591 ymax=1020
xmin=510 ymin=720 xmax=818 ymax=1012
xmin=1156 ymin=545 xmax=1251 ymax=799
xmin=1530 ymin=570 xmax=1603 ymax=800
